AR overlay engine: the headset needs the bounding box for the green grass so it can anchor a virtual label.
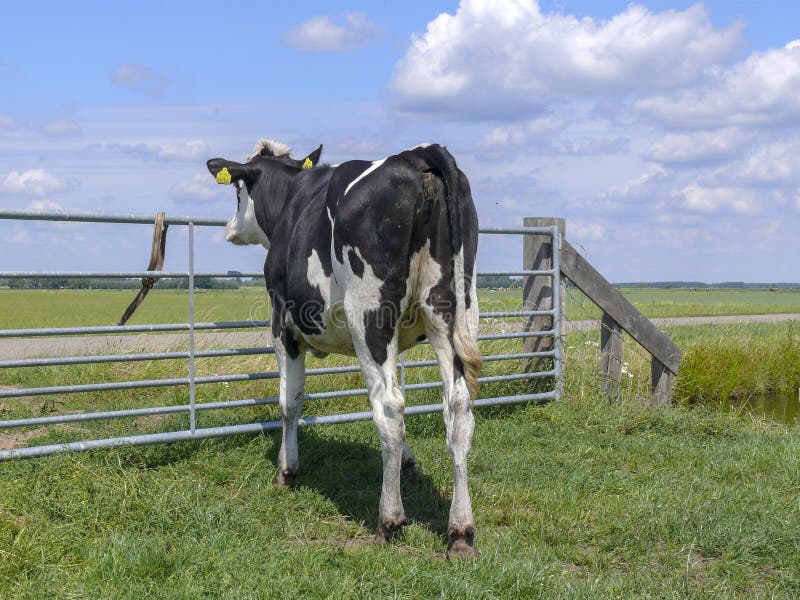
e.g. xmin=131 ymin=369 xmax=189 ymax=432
xmin=1 ymin=396 xmax=797 ymax=598
xmin=3 ymin=287 xmax=800 ymax=331
xmin=2 ymin=287 xmax=800 ymax=596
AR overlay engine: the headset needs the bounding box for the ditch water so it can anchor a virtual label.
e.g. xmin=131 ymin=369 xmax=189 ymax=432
xmin=724 ymin=392 xmax=799 ymax=426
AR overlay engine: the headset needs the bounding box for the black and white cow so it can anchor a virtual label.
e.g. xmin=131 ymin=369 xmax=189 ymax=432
xmin=207 ymin=139 xmax=482 ymax=557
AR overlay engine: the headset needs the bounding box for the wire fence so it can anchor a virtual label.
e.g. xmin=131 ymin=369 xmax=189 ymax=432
xmin=562 ymin=279 xmax=654 ymax=405
xmin=0 ymin=210 xmax=563 ymax=460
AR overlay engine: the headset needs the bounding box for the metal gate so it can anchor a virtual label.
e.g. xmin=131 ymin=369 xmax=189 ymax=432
xmin=0 ymin=209 xmax=562 ymax=460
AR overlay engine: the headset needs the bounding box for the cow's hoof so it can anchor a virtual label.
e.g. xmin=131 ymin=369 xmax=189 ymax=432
xmin=272 ymin=468 xmax=297 ymax=488
xmin=447 ymin=525 xmax=477 ymax=559
xmin=375 ymin=517 xmax=407 ymax=544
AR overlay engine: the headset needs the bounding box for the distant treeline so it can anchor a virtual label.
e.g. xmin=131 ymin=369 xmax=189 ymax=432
xmin=1 ymin=275 xmax=522 ymax=290
xmin=0 ymin=277 xmax=260 ymax=290
xmin=613 ymin=281 xmax=800 ymax=289
xmin=2 ymin=276 xmax=797 ymax=291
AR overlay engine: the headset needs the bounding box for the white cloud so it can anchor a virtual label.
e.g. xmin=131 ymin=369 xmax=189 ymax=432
xmin=638 ymin=40 xmax=800 ymax=128
xmin=2 ymin=170 xmax=71 ymax=196
xmin=644 ymin=128 xmax=749 ymax=165
xmin=283 ymin=13 xmax=381 ymax=51
xmin=0 ymin=116 xmax=16 ymax=130
xmin=391 ymin=0 xmax=742 ymax=119
xmin=481 ymin=116 xmax=565 ymax=149
xmin=700 ymin=138 xmax=800 ymax=188
xmin=169 ymin=173 xmax=222 ymax=203
xmin=599 ymin=165 xmax=670 ymax=204
xmin=27 ymin=199 xmax=63 ymax=211
xmin=86 ymin=139 xmax=211 ymax=162
xmin=40 ymin=119 xmax=83 ymax=138
xmin=569 ymin=221 xmax=605 ymax=241
xmin=678 ymin=183 xmax=758 ymax=213
xmin=112 ymin=64 xmax=170 ymax=94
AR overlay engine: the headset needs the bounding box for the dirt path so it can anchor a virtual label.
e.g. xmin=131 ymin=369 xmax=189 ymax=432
xmin=2 ymin=313 xmax=799 ymax=360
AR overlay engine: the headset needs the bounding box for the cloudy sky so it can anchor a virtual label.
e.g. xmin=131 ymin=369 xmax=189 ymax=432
xmin=2 ymin=0 xmax=799 ymax=282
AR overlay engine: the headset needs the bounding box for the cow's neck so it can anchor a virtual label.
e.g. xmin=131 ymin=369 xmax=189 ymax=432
xmin=253 ymin=165 xmax=297 ymax=243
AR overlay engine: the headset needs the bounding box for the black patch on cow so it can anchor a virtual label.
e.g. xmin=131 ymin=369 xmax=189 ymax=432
xmin=214 ymin=142 xmax=478 ymax=366
xmin=348 ymin=248 xmax=364 ymax=278
xmin=283 ymin=327 xmax=301 ymax=360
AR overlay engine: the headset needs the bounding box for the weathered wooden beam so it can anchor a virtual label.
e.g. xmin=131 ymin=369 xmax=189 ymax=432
xmin=560 ymin=240 xmax=681 ymax=375
xmin=522 ymin=217 xmax=565 ymax=373
xmin=651 ymin=358 xmax=672 ymax=407
xmin=600 ymin=312 xmax=623 ymax=401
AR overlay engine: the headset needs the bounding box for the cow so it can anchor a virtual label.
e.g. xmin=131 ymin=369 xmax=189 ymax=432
xmin=206 ymin=139 xmax=482 ymax=557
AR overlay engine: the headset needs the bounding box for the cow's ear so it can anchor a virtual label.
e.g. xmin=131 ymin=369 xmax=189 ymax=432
xmin=206 ymin=158 xmax=259 ymax=185
xmin=301 ymin=144 xmax=323 ymax=169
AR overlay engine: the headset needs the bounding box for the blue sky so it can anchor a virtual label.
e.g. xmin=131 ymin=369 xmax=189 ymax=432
xmin=2 ymin=0 xmax=800 ymax=282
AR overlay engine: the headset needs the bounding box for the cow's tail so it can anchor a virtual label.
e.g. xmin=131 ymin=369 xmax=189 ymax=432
xmin=418 ymin=145 xmax=483 ymax=399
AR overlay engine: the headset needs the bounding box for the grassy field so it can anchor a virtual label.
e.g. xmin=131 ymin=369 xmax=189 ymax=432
xmin=2 ymin=286 xmax=800 ymax=330
xmin=1 ymin=396 xmax=798 ymax=598
xmin=2 ymin=287 xmax=799 ymax=596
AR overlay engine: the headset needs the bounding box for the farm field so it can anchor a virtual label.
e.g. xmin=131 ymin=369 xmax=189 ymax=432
xmin=2 ymin=286 xmax=800 ymax=330
xmin=0 ymin=396 xmax=797 ymax=597
xmin=1 ymin=286 xmax=799 ymax=596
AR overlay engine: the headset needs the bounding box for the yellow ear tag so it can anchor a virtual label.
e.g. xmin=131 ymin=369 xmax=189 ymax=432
xmin=302 ymin=157 xmax=313 ymax=169
xmin=216 ymin=167 xmax=232 ymax=184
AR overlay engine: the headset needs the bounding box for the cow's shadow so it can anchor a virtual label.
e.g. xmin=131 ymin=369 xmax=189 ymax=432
xmin=268 ymin=428 xmax=451 ymax=538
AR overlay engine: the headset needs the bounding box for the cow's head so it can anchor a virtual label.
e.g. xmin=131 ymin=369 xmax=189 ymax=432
xmin=206 ymin=139 xmax=323 ymax=249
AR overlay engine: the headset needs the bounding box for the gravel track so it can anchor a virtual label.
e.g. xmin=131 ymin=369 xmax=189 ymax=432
xmin=2 ymin=313 xmax=800 ymax=361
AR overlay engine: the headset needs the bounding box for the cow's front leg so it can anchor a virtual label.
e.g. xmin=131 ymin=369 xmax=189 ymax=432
xmin=273 ymin=333 xmax=306 ymax=488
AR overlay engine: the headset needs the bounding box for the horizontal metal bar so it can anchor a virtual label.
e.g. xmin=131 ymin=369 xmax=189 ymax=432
xmin=0 ymin=346 xmax=275 ymax=369
xmin=478 ymin=330 xmax=555 ymax=341
xmin=0 ymin=397 xmax=280 ymax=429
xmin=477 ymin=227 xmax=556 ymax=235
xmin=0 ymin=209 xmax=230 ymax=226
xmin=0 ymin=360 xmax=553 ymax=399
xmin=0 ymin=390 xmax=557 ymax=460
xmin=0 ymin=271 xmax=266 ymax=279
xmin=480 ymin=310 xmax=555 ymax=318
xmin=0 ymin=320 xmax=270 ymax=339
xmin=477 ymin=270 xmax=554 ymax=277
xmin=0 ymin=351 xmax=553 ymax=429
xmin=0 ymin=210 xmax=554 ymax=236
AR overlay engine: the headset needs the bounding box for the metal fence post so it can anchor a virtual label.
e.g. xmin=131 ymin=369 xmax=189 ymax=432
xmin=188 ymin=222 xmax=197 ymax=433
xmin=522 ymin=217 xmax=565 ymax=374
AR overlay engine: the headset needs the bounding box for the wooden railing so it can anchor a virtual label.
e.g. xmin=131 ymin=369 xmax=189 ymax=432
xmin=523 ymin=217 xmax=681 ymax=406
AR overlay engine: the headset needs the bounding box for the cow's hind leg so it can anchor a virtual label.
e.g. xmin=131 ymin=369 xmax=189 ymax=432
xmin=350 ymin=332 xmax=407 ymax=542
xmin=423 ymin=313 xmax=477 ymax=558
xmin=273 ymin=333 xmax=306 ymax=488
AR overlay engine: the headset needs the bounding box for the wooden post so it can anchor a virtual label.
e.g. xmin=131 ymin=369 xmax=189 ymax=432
xmin=522 ymin=217 xmax=565 ymax=373
xmin=651 ymin=358 xmax=672 ymax=407
xmin=600 ymin=312 xmax=622 ymax=401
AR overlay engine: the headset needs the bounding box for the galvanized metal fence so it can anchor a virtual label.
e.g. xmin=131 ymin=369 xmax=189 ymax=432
xmin=0 ymin=209 xmax=562 ymax=460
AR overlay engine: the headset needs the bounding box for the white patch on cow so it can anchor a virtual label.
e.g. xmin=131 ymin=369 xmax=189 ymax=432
xmin=225 ymin=180 xmax=270 ymax=249
xmin=344 ymin=159 xmax=386 ymax=197
xmin=340 ymin=245 xmax=383 ymax=321
xmin=306 ymin=249 xmax=331 ymax=307
xmin=247 ymin=139 xmax=292 ymax=160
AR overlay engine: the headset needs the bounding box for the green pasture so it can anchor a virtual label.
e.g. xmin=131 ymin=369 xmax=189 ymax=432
xmin=2 ymin=286 xmax=800 ymax=330
xmin=1 ymin=395 xmax=797 ymax=598
xmin=1 ymin=287 xmax=800 ymax=596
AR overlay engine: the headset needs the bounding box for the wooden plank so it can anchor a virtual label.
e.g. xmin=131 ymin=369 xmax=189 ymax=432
xmin=560 ymin=240 xmax=681 ymax=374
xmin=600 ymin=312 xmax=623 ymax=401
xmin=651 ymin=358 xmax=672 ymax=406
xmin=522 ymin=218 xmax=565 ymax=373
